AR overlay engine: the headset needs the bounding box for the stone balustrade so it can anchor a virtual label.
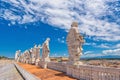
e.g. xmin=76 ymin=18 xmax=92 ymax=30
xmin=67 ymin=64 xmax=120 ymax=80
xmin=14 ymin=63 xmax=40 ymax=80
xmin=46 ymin=62 xmax=120 ymax=80
xmin=47 ymin=62 xmax=67 ymax=72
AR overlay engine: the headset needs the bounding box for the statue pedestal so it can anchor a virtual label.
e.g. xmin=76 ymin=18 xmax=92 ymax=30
xmin=31 ymin=58 xmax=35 ymax=64
xmin=66 ymin=61 xmax=83 ymax=76
xmin=39 ymin=61 xmax=48 ymax=69
xmin=35 ymin=59 xmax=40 ymax=66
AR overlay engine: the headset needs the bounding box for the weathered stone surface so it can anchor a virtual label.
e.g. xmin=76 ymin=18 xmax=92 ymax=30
xmin=66 ymin=64 xmax=120 ymax=80
xmin=15 ymin=50 xmax=21 ymax=62
xmin=40 ymin=38 xmax=50 ymax=68
xmin=0 ymin=60 xmax=23 ymax=80
xmin=30 ymin=45 xmax=41 ymax=65
xmin=42 ymin=38 xmax=50 ymax=62
xmin=47 ymin=62 xmax=66 ymax=72
xmin=17 ymin=44 xmax=41 ymax=65
xmin=66 ymin=22 xmax=84 ymax=65
xmin=35 ymin=45 xmax=41 ymax=66
xmin=24 ymin=50 xmax=31 ymax=64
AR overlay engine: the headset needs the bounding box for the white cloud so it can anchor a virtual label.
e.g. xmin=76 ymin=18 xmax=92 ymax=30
xmin=103 ymin=48 xmax=120 ymax=56
xmin=0 ymin=0 xmax=120 ymax=41
xmin=115 ymin=44 xmax=120 ymax=48
xmin=96 ymin=44 xmax=110 ymax=48
xmin=82 ymin=53 xmax=103 ymax=58
xmin=57 ymin=38 xmax=65 ymax=43
xmin=1 ymin=10 xmax=21 ymax=21
xmin=99 ymin=43 xmax=120 ymax=49
xmin=84 ymin=42 xmax=120 ymax=50
xmin=84 ymin=0 xmax=107 ymax=16
xmin=84 ymin=43 xmax=110 ymax=49
xmin=82 ymin=48 xmax=120 ymax=58
xmin=84 ymin=51 xmax=93 ymax=55
xmin=84 ymin=42 xmax=96 ymax=46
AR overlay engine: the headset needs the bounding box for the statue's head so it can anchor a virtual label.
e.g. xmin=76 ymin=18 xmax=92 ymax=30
xmin=18 ymin=50 xmax=21 ymax=52
xmin=46 ymin=38 xmax=50 ymax=41
xmin=34 ymin=44 xmax=37 ymax=48
xmin=38 ymin=44 xmax=41 ymax=48
xmin=16 ymin=50 xmax=21 ymax=54
xmin=71 ymin=22 xmax=78 ymax=27
xmin=30 ymin=48 xmax=33 ymax=52
xmin=25 ymin=50 xmax=28 ymax=53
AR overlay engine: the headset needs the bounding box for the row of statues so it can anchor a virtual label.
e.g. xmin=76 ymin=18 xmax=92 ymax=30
xmin=15 ymin=22 xmax=84 ymax=67
xmin=15 ymin=38 xmax=50 ymax=67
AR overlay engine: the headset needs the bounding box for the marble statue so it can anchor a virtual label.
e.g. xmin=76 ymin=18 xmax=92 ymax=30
xmin=28 ymin=45 xmax=41 ymax=65
xmin=66 ymin=22 xmax=84 ymax=65
xmin=42 ymin=38 xmax=50 ymax=62
xmin=29 ymin=48 xmax=33 ymax=64
xmin=35 ymin=45 xmax=41 ymax=66
xmin=15 ymin=50 xmax=21 ymax=62
xmin=24 ymin=50 xmax=30 ymax=64
xmin=40 ymin=38 xmax=50 ymax=68
xmin=30 ymin=48 xmax=35 ymax=64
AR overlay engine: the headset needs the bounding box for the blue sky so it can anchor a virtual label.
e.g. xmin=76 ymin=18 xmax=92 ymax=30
xmin=0 ymin=0 xmax=120 ymax=58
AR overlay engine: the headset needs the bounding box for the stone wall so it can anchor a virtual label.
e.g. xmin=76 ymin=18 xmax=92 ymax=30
xmin=46 ymin=61 xmax=120 ymax=80
xmin=67 ymin=64 xmax=120 ymax=80
xmin=47 ymin=62 xmax=67 ymax=72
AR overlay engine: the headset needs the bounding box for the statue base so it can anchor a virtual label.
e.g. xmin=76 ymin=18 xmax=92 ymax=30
xmin=35 ymin=59 xmax=40 ymax=66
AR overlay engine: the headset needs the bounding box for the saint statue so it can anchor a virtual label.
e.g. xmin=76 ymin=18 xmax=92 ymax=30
xmin=40 ymin=38 xmax=50 ymax=68
xmin=42 ymin=38 xmax=50 ymax=62
xmin=15 ymin=50 xmax=21 ymax=62
xmin=66 ymin=22 xmax=84 ymax=65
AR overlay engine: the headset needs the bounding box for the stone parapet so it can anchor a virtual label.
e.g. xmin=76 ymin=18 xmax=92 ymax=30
xmin=67 ymin=64 xmax=120 ymax=80
xmin=45 ymin=61 xmax=120 ymax=80
xmin=47 ymin=62 xmax=67 ymax=72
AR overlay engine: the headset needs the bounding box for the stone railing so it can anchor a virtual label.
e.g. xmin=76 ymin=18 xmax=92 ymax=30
xmin=46 ymin=62 xmax=120 ymax=80
xmin=16 ymin=60 xmax=120 ymax=80
xmin=14 ymin=63 xmax=40 ymax=80
xmin=67 ymin=65 xmax=120 ymax=80
xmin=47 ymin=62 xmax=66 ymax=72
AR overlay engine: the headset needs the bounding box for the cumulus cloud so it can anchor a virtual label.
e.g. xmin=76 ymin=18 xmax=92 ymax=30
xmin=97 ymin=43 xmax=120 ymax=49
xmin=82 ymin=48 xmax=120 ymax=58
xmin=103 ymin=48 xmax=120 ymax=55
xmin=96 ymin=44 xmax=110 ymax=48
xmin=84 ymin=42 xmax=110 ymax=49
xmin=114 ymin=44 xmax=120 ymax=48
xmin=0 ymin=0 xmax=120 ymax=41
xmin=84 ymin=42 xmax=96 ymax=46
xmin=82 ymin=53 xmax=103 ymax=58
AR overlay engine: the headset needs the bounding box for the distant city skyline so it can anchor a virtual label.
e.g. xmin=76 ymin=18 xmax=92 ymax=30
xmin=0 ymin=0 xmax=120 ymax=58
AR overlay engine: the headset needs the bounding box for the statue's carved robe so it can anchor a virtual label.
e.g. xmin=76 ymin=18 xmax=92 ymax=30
xmin=67 ymin=25 xmax=84 ymax=62
xmin=15 ymin=50 xmax=21 ymax=62
xmin=42 ymin=40 xmax=50 ymax=62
